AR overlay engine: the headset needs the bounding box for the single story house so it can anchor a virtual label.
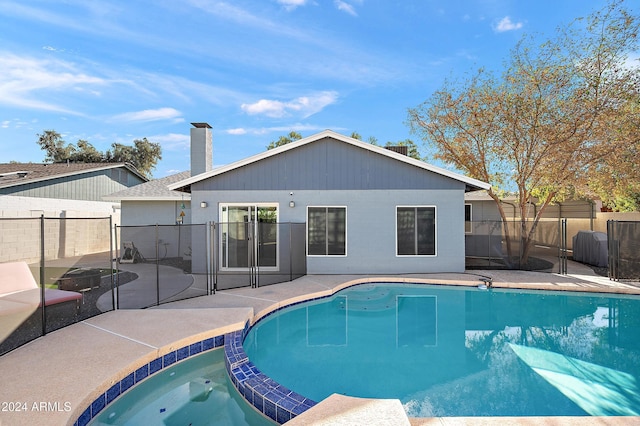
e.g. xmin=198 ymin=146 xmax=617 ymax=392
xmin=0 ymin=162 xmax=146 ymax=202
xmin=163 ymin=124 xmax=489 ymax=286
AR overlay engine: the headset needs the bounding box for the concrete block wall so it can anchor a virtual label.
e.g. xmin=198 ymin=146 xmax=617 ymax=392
xmin=0 ymin=195 xmax=119 ymax=264
xmin=0 ymin=216 xmax=41 ymax=263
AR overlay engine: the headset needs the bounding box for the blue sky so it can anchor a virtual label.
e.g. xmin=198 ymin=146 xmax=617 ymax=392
xmin=0 ymin=0 xmax=604 ymax=178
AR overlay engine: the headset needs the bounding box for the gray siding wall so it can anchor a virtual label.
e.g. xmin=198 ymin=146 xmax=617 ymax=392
xmin=120 ymin=201 xmax=191 ymax=226
xmin=0 ymin=169 xmax=145 ymax=201
xmin=191 ymin=189 xmax=466 ymax=274
xmin=467 ymin=200 xmax=502 ymax=221
xmin=194 ymin=138 xmax=460 ymax=191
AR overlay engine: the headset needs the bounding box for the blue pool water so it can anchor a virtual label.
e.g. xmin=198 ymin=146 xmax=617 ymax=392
xmin=243 ymin=283 xmax=640 ymax=417
xmin=90 ymin=348 xmax=275 ymax=426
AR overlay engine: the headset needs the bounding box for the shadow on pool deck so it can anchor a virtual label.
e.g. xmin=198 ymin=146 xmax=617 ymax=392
xmin=1 ymin=261 xmax=639 ymax=426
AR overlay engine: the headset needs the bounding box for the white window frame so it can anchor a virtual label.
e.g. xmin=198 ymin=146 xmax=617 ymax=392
xmin=306 ymin=206 xmax=347 ymax=257
xmin=465 ymin=203 xmax=472 ymax=234
xmin=219 ymin=203 xmax=279 ymax=271
xmin=395 ymin=205 xmax=437 ymax=257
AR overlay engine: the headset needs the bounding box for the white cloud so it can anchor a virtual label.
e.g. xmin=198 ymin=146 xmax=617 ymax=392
xmin=0 ymin=52 xmax=106 ymax=114
xmin=241 ymin=91 xmax=339 ymax=118
xmin=241 ymin=99 xmax=286 ymax=118
xmin=226 ymin=128 xmax=247 ymax=135
xmin=334 ymin=0 xmax=358 ymax=16
xmin=277 ymin=0 xmax=309 ymax=11
xmin=149 ymin=132 xmax=190 ymax=150
xmin=225 ymin=123 xmax=336 ymax=136
xmin=111 ymin=107 xmax=184 ymax=123
xmin=494 ymin=16 xmax=523 ymax=33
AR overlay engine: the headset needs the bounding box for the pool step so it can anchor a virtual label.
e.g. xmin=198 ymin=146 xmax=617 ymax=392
xmin=341 ymin=287 xmax=397 ymax=312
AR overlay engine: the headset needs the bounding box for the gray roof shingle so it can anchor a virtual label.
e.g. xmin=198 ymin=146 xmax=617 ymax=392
xmin=104 ymin=171 xmax=191 ymax=201
xmin=0 ymin=162 xmax=146 ymax=189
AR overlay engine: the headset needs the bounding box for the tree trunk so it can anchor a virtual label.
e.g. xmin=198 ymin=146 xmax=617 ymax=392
xmin=488 ymin=190 xmax=514 ymax=261
xmin=520 ymin=192 xmax=556 ymax=265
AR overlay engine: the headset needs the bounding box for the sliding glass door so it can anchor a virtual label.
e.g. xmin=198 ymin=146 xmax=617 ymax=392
xmin=220 ymin=204 xmax=278 ymax=270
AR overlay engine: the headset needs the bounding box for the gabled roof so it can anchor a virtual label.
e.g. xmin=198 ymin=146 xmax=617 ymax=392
xmin=104 ymin=171 xmax=191 ymax=201
xmin=0 ymin=162 xmax=147 ymax=189
xmin=169 ymin=130 xmax=490 ymax=192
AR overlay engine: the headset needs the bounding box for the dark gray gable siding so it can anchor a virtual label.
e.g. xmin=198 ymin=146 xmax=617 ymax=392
xmin=194 ymin=137 xmax=464 ymax=191
xmin=0 ymin=168 xmax=145 ymax=201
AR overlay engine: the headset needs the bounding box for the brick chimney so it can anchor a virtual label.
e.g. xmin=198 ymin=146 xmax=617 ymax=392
xmin=190 ymin=122 xmax=213 ymax=176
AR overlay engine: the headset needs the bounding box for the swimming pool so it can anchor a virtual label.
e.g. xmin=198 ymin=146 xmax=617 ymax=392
xmin=243 ymin=283 xmax=640 ymax=417
xmin=90 ymin=348 xmax=275 ymax=425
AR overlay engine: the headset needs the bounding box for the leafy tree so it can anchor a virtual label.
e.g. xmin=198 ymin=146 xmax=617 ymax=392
xmin=73 ymin=140 xmax=103 ymax=163
xmin=266 ymin=131 xmax=302 ymax=149
xmin=384 ymin=139 xmax=422 ymax=160
xmin=36 ymin=130 xmax=161 ymax=177
xmin=268 ymin=130 xmax=422 ymax=160
xmin=37 ymin=130 xmax=75 ymax=162
xmin=407 ymin=0 xmax=640 ymax=262
xmin=104 ymin=138 xmax=162 ymax=178
xmin=350 ymin=131 xmax=379 ymax=146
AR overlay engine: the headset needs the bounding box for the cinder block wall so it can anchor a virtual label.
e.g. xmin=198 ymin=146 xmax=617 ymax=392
xmin=0 ymin=196 xmax=119 ymax=264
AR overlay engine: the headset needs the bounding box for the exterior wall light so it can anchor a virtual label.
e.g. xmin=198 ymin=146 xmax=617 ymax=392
xmin=200 ymin=201 xmax=208 ymax=208
xmin=289 ymin=201 xmax=295 ymax=208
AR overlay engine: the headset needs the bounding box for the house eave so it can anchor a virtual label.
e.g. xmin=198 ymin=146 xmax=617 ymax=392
xmin=103 ymin=195 xmax=191 ymax=202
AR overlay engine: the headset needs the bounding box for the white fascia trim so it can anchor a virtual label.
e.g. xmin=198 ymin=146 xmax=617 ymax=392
xmin=102 ymin=196 xmax=191 ymax=202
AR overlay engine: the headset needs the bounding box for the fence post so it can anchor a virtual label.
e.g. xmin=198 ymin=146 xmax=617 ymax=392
xmin=113 ymin=222 xmax=119 ymax=310
xmin=558 ymin=218 xmax=567 ymax=275
xmin=289 ymin=223 xmax=293 ymax=282
xmin=607 ymin=220 xmax=618 ymax=281
xmin=212 ymin=222 xmax=217 ymax=294
xmin=208 ymin=222 xmax=213 ymax=294
xmin=109 ymin=218 xmax=115 ymax=310
xmin=156 ymin=223 xmax=160 ymax=306
xmin=40 ymin=214 xmax=46 ymax=335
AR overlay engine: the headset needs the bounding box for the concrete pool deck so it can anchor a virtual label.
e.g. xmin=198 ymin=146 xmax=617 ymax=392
xmin=1 ymin=263 xmax=639 ymax=426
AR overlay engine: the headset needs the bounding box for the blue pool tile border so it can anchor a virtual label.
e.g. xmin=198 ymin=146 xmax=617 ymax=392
xmin=222 ymin=283 xmax=387 ymax=424
xmin=224 ymin=326 xmax=317 ymax=424
xmin=75 ymin=284 xmax=370 ymax=426
xmin=220 ymin=286 xmax=367 ymax=424
xmin=74 ymin=335 xmax=225 ymax=426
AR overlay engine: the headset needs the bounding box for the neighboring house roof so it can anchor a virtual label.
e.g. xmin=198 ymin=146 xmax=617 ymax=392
xmin=465 ymin=190 xmax=496 ymax=201
xmin=104 ymin=171 xmax=192 ymax=201
xmin=0 ymin=162 xmax=147 ymax=190
xmin=169 ymin=130 xmax=491 ymax=192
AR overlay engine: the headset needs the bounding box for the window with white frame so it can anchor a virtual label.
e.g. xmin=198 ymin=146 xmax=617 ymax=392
xmin=307 ymin=207 xmax=346 ymax=256
xmin=465 ymin=203 xmax=472 ymax=234
xmin=396 ymin=206 xmax=436 ymax=256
